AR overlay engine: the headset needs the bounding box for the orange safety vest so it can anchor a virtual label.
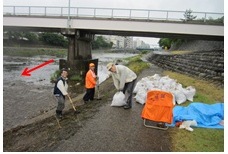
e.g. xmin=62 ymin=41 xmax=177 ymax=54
xmin=85 ymin=70 xmax=96 ymax=89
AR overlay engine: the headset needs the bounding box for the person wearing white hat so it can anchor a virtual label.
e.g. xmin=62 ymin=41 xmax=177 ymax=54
xmin=106 ymin=62 xmax=137 ymax=109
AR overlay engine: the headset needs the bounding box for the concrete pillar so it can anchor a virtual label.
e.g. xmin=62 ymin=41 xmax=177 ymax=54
xmin=67 ymin=35 xmax=75 ymax=67
xmin=60 ymin=29 xmax=96 ymax=82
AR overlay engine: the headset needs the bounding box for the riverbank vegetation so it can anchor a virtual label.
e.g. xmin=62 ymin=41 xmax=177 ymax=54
xmin=125 ymin=55 xmax=150 ymax=74
xmin=164 ymin=71 xmax=224 ymax=152
xmin=3 ymin=47 xmax=67 ymax=58
xmin=4 ymin=32 xmax=113 ymax=50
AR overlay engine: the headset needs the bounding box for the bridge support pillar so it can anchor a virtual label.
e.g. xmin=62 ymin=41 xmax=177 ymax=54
xmin=60 ymin=29 xmax=96 ymax=82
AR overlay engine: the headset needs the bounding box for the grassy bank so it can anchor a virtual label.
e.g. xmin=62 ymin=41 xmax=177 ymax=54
xmin=3 ymin=47 xmax=67 ymax=58
xmin=163 ymin=71 xmax=224 ymax=152
xmin=125 ymin=55 xmax=224 ymax=152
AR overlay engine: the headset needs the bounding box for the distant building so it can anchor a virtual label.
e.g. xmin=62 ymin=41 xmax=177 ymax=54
xmin=95 ymin=35 xmax=153 ymax=49
xmin=133 ymin=38 xmax=150 ymax=49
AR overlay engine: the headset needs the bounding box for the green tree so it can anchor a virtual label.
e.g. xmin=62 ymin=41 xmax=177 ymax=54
xmin=92 ymin=36 xmax=113 ymax=49
xmin=158 ymin=38 xmax=172 ymax=49
xmin=24 ymin=32 xmax=38 ymax=42
xmin=158 ymin=38 xmax=185 ymax=49
xmin=39 ymin=32 xmax=68 ymax=47
xmin=6 ymin=31 xmax=23 ymax=40
xmin=183 ymin=9 xmax=197 ymax=21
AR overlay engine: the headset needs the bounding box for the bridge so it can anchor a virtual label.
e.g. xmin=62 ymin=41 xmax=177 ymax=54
xmin=3 ymin=6 xmax=224 ymax=40
xmin=3 ymin=6 xmax=224 ymax=76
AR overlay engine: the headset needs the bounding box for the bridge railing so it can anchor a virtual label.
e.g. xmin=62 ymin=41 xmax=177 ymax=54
xmin=3 ymin=6 xmax=224 ymax=23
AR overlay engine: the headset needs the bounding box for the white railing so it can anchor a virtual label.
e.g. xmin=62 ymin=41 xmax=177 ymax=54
xmin=3 ymin=6 xmax=224 ymax=23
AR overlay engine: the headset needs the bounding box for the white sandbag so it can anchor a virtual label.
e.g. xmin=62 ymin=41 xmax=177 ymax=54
xmin=111 ymin=91 xmax=127 ymax=106
xmin=150 ymin=79 xmax=160 ymax=88
xmin=183 ymin=86 xmax=196 ymax=102
xmin=172 ymin=89 xmax=187 ymax=104
xmin=144 ymin=80 xmax=154 ymax=91
xmin=133 ymin=80 xmax=147 ymax=93
xmin=159 ymin=76 xmax=173 ymax=85
xmin=134 ymin=89 xmax=147 ymax=105
xmin=151 ymin=74 xmax=161 ymax=80
xmin=174 ymin=83 xmax=183 ymax=90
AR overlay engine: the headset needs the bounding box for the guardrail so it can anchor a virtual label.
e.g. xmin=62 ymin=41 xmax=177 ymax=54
xmin=3 ymin=6 xmax=224 ymax=23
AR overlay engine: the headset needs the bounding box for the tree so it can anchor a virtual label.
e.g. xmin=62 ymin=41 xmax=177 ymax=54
xmin=158 ymin=38 xmax=172 ymax=49
xmin=6 ymin=31 xmax=23 ymax=40
xmin=39 ymin=32 xmax=68 ymax=47
xmin=91 ymin=36 xmax=113 ymax=49
xmin=24 ymin=32 xmax=38 ymax=42
xmin=183 ymin=9 xmax=197 ymax=21
xmin=158 ymin=38 xmax=185 ymax=49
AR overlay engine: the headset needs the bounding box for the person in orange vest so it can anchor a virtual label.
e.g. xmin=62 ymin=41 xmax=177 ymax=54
xmin=83 ymin=63 xmax=98 ymax=103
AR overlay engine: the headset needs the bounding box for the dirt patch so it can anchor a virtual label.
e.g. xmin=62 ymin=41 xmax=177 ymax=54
xmin=3 ymin=64 xmax=172 ymax=152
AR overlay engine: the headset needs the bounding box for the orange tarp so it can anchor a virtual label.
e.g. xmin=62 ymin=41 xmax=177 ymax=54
xmin=141 ymin=90 xmax=174 ymax=124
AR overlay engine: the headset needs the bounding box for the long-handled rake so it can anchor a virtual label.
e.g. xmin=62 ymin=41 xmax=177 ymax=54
xmin=54 ymin=95 xmax=80 ymax=129
xmin=55 ymin=115 xmax=62 ymax=129
xmin=67 ymin=95 xmax=80 ymax=114
xmin=96 ymin=85 xmax=102 ymax=100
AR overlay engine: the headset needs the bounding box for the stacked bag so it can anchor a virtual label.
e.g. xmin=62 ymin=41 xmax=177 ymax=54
xmin=134 ymin=74 xmax=196 ymax=105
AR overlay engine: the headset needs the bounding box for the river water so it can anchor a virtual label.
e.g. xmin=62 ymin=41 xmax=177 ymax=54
xmin=3 ymin=52 xmax=138 ymax=86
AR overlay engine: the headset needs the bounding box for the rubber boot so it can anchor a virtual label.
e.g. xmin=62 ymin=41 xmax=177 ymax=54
xmin=56 ymin=110 xmax=62 ymax=119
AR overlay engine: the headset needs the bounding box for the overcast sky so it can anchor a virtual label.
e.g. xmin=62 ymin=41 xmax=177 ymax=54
xmin=3 ymin=0 xmax=224 ymax=45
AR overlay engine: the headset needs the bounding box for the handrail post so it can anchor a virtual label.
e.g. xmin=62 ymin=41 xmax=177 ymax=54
xmin=111 ymin=9 xmax=113 ymax=19
xmin=13 ymin=6 xmax=15 ymax=15
xmin=166 ymin=11 xmax=169 ymax=20
xmin=29 ymin=7 xmax=30 ymax=16
xmin=147 ymin=10 xmax=150 ymax=21
xmin=204 ymin=13 xmax=207 ymax=22
xmin=94 ymin=8 xmax=96 ymax=18
xmin=77 ymin=8 xmax=79 ymax=17
xmin=45 ymin=7 xmax=46 ymax=16
xmin=129 ymin=9 xmax=131 ymax=20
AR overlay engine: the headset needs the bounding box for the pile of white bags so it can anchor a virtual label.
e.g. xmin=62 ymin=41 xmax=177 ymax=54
xmin=133 ymin=74 xmax=196 ymax=105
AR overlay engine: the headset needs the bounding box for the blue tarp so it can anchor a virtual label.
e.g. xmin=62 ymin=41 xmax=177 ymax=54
xmin=169 ymin=102 xmax=224 ymax=129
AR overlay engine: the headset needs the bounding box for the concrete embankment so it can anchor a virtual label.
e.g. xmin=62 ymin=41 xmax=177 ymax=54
xmin=147 ymin=50 xmax=224 ymax=86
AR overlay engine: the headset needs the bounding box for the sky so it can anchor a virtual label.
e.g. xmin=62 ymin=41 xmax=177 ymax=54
xmin=3 ymin=0 xmax=224 ymax=45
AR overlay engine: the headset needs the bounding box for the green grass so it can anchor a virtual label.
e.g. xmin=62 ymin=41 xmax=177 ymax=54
xmin=170 ymin=50 xmax=193 ymax=55
xmin=3 ymin=47 xmax=67 ymax=58
xmin=163 ymin=71 xmax=224 ymax=152
xmin=125 ymin=55 xmax=150 ymax=74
